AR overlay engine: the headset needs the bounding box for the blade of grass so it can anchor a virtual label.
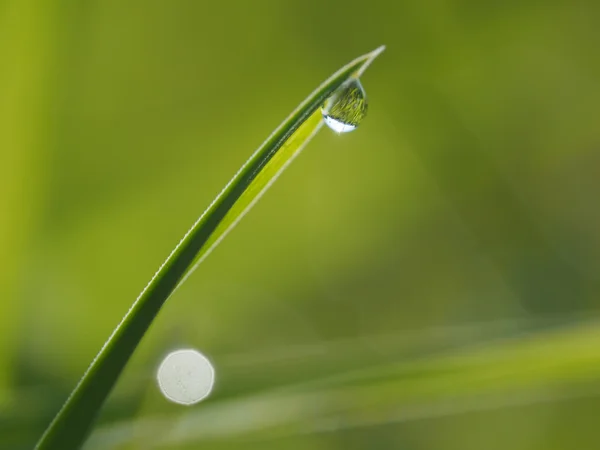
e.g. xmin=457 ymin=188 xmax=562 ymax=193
xmin=35 ymin=45 xmax=385 ymax=450
xmin=177 ymin=44 xmax=384 ymax=288
xmin=81 ymin=318 xmax=600 ymax=448
xmin=85 ymin=319 xmax=600 ymax=448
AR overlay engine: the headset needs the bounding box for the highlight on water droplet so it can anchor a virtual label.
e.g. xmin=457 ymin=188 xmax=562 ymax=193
xmin=156 ymin=348 xmax=215 ymax=405
xmin=321 ymin=78 xmax=368 ymax=133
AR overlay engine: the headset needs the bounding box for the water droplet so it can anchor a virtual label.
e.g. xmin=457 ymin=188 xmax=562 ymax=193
xmin=321 ymin=78 xmax=368 ymax=133
xmin=157 ymin=349 xmax=215 ymax=405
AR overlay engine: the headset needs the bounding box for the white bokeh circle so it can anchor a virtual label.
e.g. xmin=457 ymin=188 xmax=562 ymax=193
xmin=156 ymin=349 xmax=215 ymax=405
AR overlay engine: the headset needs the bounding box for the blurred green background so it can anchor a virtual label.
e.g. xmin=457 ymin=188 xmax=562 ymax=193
xmin=2 ymin=0 xmax=600 ymax=448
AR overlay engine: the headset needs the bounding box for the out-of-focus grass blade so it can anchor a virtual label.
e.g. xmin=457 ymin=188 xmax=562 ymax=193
xmin=35 ymin=46 xmax=385 ymax=450
xmin=84 ymin=319 xmax=600 ymax=448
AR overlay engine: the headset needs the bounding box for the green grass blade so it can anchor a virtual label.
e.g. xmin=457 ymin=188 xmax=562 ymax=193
xmin=80 ymin=318 xmax=600 ymax=447
xmin=35 ymin=45 xmax=385 ymax=450
xmin=85 ymin=319 xmax=600 ymax=447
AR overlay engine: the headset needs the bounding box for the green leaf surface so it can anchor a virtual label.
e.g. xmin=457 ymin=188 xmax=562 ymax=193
xmin=35 ymin=45 xmax=385 ymax=450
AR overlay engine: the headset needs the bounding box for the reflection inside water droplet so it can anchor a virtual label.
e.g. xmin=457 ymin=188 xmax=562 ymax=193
xmin=321 ymin=78 xmax=368 ymax=133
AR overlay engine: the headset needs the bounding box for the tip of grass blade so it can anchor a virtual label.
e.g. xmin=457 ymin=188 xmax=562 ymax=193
xmin=354 ymin=45 xmax=386 ymax=78
xmin=371 ymin=44 xmax=387 ymax=58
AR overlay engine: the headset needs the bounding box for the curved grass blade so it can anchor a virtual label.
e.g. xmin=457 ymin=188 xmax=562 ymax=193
xmin=35 ymin=45 xmax=385 ymax=450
